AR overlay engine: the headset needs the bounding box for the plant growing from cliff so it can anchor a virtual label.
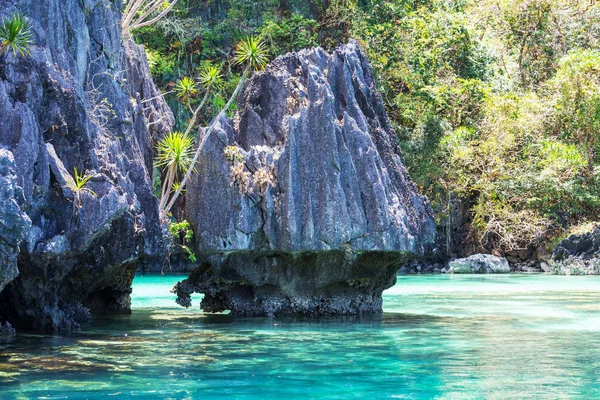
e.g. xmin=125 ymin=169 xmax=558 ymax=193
xmin=253 ymin=165 xmax=275 ymax=197
xmin=180 ymin=65 xmax=224 ymax=137
xmin=87 ymin=88 xmax=116 ymax=130
xmin=169 ymin=219 xmax=196 ymax=262
xmin=155 ymin=131 xmax=194 ymax=211
xmin=162 ymin=37 xmax=269 ymax=214
xmin=229 ymin=162 xmax=251 ymax=195
xmin=122 ymin=0 xmax=180 ymax=37
xmin=0 ymin=13 xmax=33 ymax=57
xmin=223 ymin=146 xmax=244 ymax=163
xmin=64 ymin=167 xmax=96 ymax=211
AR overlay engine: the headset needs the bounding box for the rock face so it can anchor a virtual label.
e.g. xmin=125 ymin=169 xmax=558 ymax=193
xmin=174 ymin=250 xmax=408 ymax=316
xmin=550 ymin=227 xmax=600 ymax=275
xmin=449 ymin=254 xmax=510 ymax=274
xmin=0 ymin=149 xmax=31 ymax=293
xmin=178 ymin=41 xmax=436 ymax=315
xmin=0 ymin=1 xmax=172 ymax=331
xmin=187 ymin=41 xmax=434 ymax=252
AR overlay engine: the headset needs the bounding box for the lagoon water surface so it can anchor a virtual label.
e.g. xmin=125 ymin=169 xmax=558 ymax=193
xmin=1 ymin=274 xmax=599 ymax=399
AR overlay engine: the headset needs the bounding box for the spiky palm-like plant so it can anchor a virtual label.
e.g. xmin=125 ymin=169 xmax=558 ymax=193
xmin=175 ymin=77 xmax=198 ymax=102
xmin=0 ymin=13 xmax=33 ymax=57
xmin=155 ymin=131 xmax=194 ymax=211
xmin=163 ymin=37 xmax=269 ymax=214
xmin=233 ymin=36 xmax=269 ymax=71
xmin=199 ymin=65 xmax=224 ymax=89
xmin=64 ymin=167 xmax=96 ymax=211
xmin=182 ymin=65 xmax=224 ymax=137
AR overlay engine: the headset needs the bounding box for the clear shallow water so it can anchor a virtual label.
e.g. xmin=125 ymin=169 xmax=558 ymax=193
xmin=1 ymin=274 xmax=600 ymax=399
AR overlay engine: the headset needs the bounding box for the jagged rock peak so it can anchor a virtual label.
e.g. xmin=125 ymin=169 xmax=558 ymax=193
xmin=186 ymin=40 xmax=436 ymax=254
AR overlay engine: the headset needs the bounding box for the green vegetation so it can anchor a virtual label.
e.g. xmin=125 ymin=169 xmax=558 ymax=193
xmin=162 ymin=36 xmax=268 ymax=213
xmin=232 ymin=36 xmax=269 ymax=70
xmin=64 ymin=167 xmax=95 ymax=211
xmin=168 ymin=219 xmax=196 ymax=262
xmin=350 ymin=0 xmax=600 ymax=253
xmin=136 ymin=0 xmax=600 ymax=255
xmin=0 ymin=13 xmax=33 ymax=57
xmin=155 ymin=131 xmax=194 ymax=211
xmin=174 ymin=76 xmax=198 ymax=101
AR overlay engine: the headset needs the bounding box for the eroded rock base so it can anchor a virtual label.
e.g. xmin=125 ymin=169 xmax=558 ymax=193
xmin=174 ymin=250 xmax=409 ymax=316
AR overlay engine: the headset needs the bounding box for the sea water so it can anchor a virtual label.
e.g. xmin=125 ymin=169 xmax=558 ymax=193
xmin=1 ymin=274 xmax=599 ymax=399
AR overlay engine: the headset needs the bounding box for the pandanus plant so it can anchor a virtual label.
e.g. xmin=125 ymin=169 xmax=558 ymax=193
xmin=160 ymin=37 xmax=268 ymax=214
xmin=177 ymin=65 xmax=224 ymax=137
xmin=0 ymin=13 xmax=33 ymax=57
xmin=155 ymin=131 xmax=195 ymax=211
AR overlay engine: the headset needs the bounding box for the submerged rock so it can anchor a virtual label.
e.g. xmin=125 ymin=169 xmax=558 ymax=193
xmin=0 ymin=1 xmax=171 ymax=331
xmin=179 ymin=41 xmax=436 ymax=315
xmin=449 ymin=254 xmax=510 ymax=274
xmin=550 ymin=226 xmax=600 ymax=275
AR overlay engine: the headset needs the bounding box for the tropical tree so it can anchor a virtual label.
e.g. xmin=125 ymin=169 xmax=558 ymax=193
xmin=0 ymin=13 xmax=33 ymax=57
xmin=182 ymin=65 xmax=224 ymax=137
xmin=155 ymin=131 xmax=195 ymax=211
xmin=162 ymin=36 xmax=268 ymax=214
xmin=175 ymin=77 xmax=198 ymax=103
xmin=548 ymin=50 xmax=600 ymax=177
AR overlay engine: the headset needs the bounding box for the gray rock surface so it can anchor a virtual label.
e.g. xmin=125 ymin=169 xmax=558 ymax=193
xmin=0 ymin=149 xmax=31 ymax=293
xmin=174 ymin=250 xmax=408 ymax=316
xmin=179 ymin=41 xmax=436 ymax=315
xmin=449 ymin=254 xmax=510 ymax=274
xmin=0 ymin=0 xmax=172 ymax=331
xmin=550 ymin=226 xmax=600 ymax=275
xmin=186 ymin=41 xmax=435 ymax=253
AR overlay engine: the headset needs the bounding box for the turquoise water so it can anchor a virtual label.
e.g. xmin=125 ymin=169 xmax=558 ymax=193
xmin=1 ymin=274 xmax=600 ymax=399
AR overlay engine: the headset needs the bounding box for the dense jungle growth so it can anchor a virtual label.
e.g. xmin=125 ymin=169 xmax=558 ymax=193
xmin=135 ymin=0 xmax=600 ymax=257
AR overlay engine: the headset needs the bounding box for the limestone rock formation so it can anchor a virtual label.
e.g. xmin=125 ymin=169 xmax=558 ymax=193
xmin=448 ymin=254 xmax=511 ymax=274
xmin=174 ymin=250 xmax=408 ymax=316
xmin=177 ymin=41 xmax=436 ymax=315
xmin=186 ymin=41 xmax=434 ymax=253
xmin=0 ymin=0 xmax=172 ymax=331
xmin=0 ymin=149 xmax=31 ymax=292
xmin=550 ymin=226 xmax=600 ymax=275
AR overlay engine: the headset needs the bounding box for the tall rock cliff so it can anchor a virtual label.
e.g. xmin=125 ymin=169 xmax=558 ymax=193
xmin=0 ymin=0 xmax=172 ymax=331
xmin=187 ymin=41 xmax=434 ymax=253
xmin=175 ymin=41 xmax=436 ymax=315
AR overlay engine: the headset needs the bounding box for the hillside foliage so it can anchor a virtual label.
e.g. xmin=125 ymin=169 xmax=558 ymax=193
xmin=134 ymin=0 xmax=600 ymax=255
